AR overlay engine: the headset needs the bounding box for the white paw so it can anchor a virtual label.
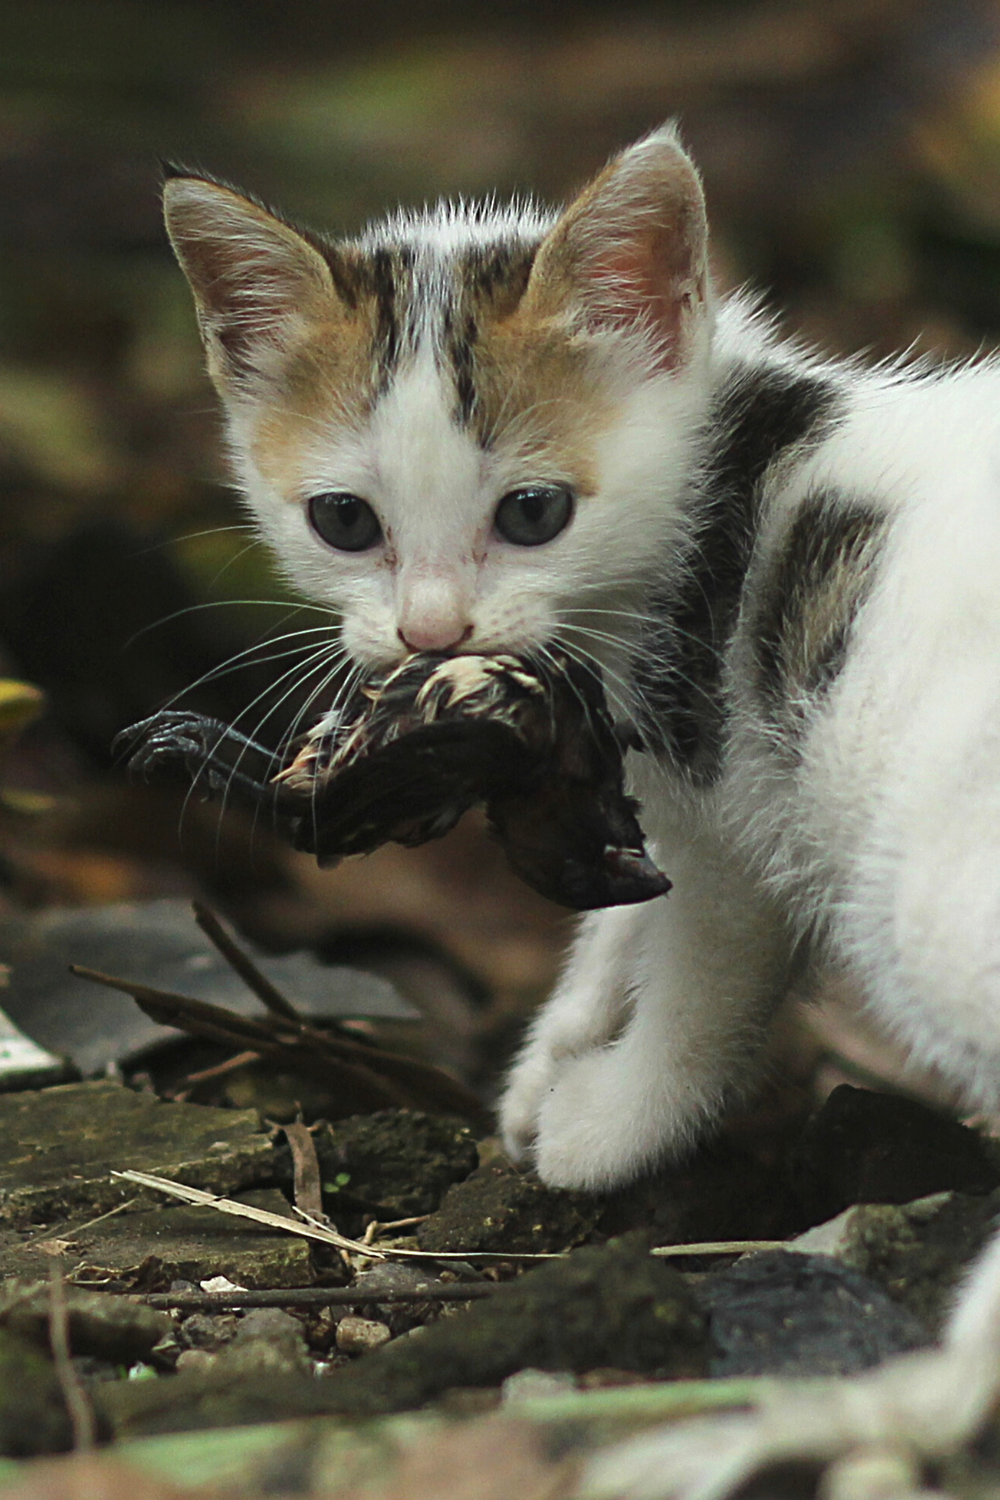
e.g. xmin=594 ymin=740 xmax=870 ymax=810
xmin=498 ymin=1042 xmax=560 ymax=1165
xmin=532 ymin=1047 xmax=685 ymax=1191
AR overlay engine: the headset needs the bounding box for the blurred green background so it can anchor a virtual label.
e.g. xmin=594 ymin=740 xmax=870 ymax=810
xmin=2 ymin=0 xmax=1000 ymax=1052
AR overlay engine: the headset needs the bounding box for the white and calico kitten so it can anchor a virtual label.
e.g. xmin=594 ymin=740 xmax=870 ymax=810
xmin=163 ymin=126 xmax=1000 ymax=1207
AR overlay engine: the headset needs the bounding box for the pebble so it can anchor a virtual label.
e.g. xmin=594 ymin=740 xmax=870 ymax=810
xmin=175 ymin=1348 xmax=217 ymax=1374
xmin=335 ymin=1316 xmax=393 ymax=1354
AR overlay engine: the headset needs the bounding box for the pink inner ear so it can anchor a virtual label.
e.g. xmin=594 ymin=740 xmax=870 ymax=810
xmin=594 ymin=225 xmax=699 ymax=371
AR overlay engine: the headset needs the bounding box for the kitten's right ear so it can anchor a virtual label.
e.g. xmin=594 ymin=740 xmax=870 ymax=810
xmin=163 ymin=176 xmax=337 ymax=392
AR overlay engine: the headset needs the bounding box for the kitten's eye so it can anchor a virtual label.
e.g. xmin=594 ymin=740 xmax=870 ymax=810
xmin=308 ymin=492 xmax=382 ymax=552
xmin=494 ymin=485 xmax=574 ymax=547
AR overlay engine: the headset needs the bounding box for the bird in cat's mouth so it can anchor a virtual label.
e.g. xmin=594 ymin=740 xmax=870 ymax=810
xmin=120 ymin=649 xmax=670 ymax=912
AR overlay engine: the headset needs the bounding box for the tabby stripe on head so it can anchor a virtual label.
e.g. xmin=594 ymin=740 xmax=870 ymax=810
xmin=371 ymin=247 xmax=401 ymax=386
xmin=634 ymin=366 xmax=842 ymax=783
xmin=754 ymin=489 xmax=887 ymax=743
xmin=448 ymin=243 xmax=540 ymax=432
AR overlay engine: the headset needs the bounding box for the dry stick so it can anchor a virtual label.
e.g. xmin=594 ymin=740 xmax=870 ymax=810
xmin=183 ymin=1049 xmax=263 ymax=1085
xmin=651 ymin=1240 xmax=786 ymax=1257
xmin=185 ymin=910 xmax=488 ymax=1117
xmin=192 ymin=901 xmax=301 ymax=1022
xmin=72 ymin=964 xmax=487 ymax=1122
xmin=111 ymin=1170 xmax=381 ymax=1259
xmin=111 ymin=1170 xmax=557 ymax=1260
xmin=43 ymin=1253 xmax=95 ymax=1451
xmin=137 ymin=1284 xmax=495 ymax=1311
xmin=70 ymin=967 xmax=413 ymax=1112
xmin=283 ymin=1120 xmax=326 ymax=1223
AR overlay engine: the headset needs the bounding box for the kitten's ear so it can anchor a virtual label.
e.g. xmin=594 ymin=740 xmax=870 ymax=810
xmin=163 ymin=176 xmax=337 ymax=391
xmin=524 ymin=126 xmax=709 ymax=371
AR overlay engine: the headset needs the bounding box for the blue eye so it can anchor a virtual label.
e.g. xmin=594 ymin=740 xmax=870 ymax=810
xmin=308 ymin=493 xmax=382 ymax=552
xmin=494 ymin=485 xmax=574 ymax=546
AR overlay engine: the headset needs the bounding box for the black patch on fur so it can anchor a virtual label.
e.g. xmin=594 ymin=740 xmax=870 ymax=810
xmin=325 ymin=250 xmax=364 ymax=311
xmin=321 ymin=246 xmax=414 ymax=380
xmin=634 ymin=365 xmax=842 ymax=783
xmin=755 ymin=490 xmax=887 ymax=732
xmin=371 ymin=248 xmax=400 ymax=382
xmin=451 ymin=311 xmax=479 ymax=425
xmin=464 ymin=243 xmax=537 ymax=309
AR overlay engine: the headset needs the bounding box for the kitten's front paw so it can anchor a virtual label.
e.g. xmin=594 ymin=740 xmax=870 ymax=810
xmin=531 ymin=1048 xmax=663 ymax=1191
xmin=498 ymin=1046 xmax=558 ymax=1164
xmin=531 ymin=1047 xmax=702 ymax=1192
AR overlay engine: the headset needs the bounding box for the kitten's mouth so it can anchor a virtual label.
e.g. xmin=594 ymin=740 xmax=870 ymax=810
xmin=120 ymin=650 xmax=670 ymax=911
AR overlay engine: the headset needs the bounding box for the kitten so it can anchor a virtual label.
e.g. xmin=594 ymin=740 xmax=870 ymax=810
xmin=164 ymin=127 xmax=1000 ymax=1190
xmin=165 ymin=126 xmax=1000 ymax=1486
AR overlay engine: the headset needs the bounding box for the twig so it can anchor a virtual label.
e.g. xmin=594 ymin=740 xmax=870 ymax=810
xmin=283 ymin=1121 xmax=327 ymax=1223
xmin=72 ymin=967 xmax=413 ymax=1111
xmin=651 ymin=1240 xmax=787 ymax=1257
xmin=362 ymin=1214 xmax=430 ymax=1246
xmin=183 ymin=1049 xmax=262 ymax=1085
xmin=110 ymin=1170 xmax=558 ymax=1261
xmin=111 ymin=1169 xmax=381 ymax=1258
xmin=22 ymin=1198 xmax=140 ymax=1248
xmin=192 ymin=902 xmax=301 ymax=1022
xmin=136 ymin=1284 xmax=494 ymax=1310
xmin=74 ymin=964 xmax=488 ymax=1122
xmin=43 ymin=1252 xmax=95 ymax=1451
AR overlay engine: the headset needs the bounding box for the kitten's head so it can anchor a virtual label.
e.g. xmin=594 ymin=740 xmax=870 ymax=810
xmin=164 ymin=126 xmax=713 ymax=685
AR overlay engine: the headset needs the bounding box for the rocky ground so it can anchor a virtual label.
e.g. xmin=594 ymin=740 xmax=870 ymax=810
xmin=2 ymin=921 xmax=1000 ymax=1499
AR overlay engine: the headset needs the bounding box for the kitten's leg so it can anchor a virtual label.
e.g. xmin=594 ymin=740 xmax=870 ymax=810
xmin=500 ymin=902 xmax=650 ymax=1166
xmin=501 ymin=833 xmax=793 ymax=1191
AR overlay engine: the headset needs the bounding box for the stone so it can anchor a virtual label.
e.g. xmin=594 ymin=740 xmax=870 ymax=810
xmin=313 ymin=1110 xmax=478 ymax=1219
xmin=316 ymin=1235 xmax=709 ymax=1415
xmin=175 ymin=1349 xmax=217 ymax=1375
xmin=0 ymin=1189 xmax=313 ymax=1290
xmin=349 ymin=1261 xmax=467 ymax=1334
xmin=335 ymin=1316 xmax=393 ymax=1354
xmin=211 ymin=1307 xmax=313 ymax=1377
xmin=698 ymin=1249 xmax=929 ymax=1377
xmin=598 ymin=1137 xmax=803 ymax=1245
xmin=0 ymin=1079 xmax=275 ymax=1228
xmin=0 ymin=1280 xmax=171 ymax=1363
xmin=176 ymin=1313 xmax=240 ymax=1352
xmin=788 ymin=1189 xmax=1000 ymax=1336
xmin=417 ymin=1161 xmax=600 ymax=1255
xmin=0 ymin=1327 xmax=75 ymax=1456
xmin=789 ymin=1085 xmax=1000 ymax=1225
xmin=96 ymin=1238 xmax=709 ymax=1435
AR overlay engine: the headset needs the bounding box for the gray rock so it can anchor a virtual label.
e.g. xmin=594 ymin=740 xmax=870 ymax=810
xmin=788 ymin=1190 xmax=1000 ymax=1335
xmin=699 ymin=1249 xmax=929 ymax=1377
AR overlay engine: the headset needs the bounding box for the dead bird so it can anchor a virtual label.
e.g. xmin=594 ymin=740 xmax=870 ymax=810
xmin=122 ymin=650 xmax=670 ymax=911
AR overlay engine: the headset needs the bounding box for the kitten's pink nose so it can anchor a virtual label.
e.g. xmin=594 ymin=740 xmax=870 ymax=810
xmin=398 ymin=621 xmax=473 ymax=653
xmin=397 ymin=572 xmax=474 ymax=654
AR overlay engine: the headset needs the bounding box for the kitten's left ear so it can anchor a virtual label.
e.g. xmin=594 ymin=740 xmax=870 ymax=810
xmin=524 ymin=125 xmax=710 ymax=371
